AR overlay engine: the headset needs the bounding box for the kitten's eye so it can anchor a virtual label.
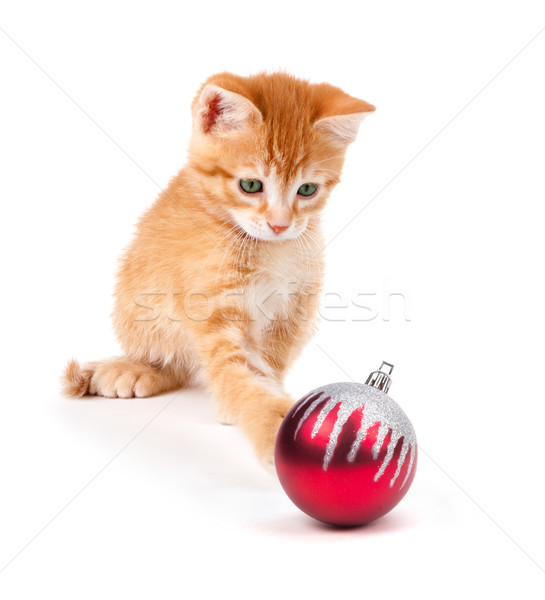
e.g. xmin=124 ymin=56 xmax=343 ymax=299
xmin=239 ymin=178 xmax=263 ymax=194
xmin=297 ymin=183 xmax=318 ymax=198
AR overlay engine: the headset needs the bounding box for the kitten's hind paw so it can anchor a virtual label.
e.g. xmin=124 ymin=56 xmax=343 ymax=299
xmin=88 ymin=359 xmax=164 ymax=398
xmin=62 ymin=356 xmax=184 ymax=399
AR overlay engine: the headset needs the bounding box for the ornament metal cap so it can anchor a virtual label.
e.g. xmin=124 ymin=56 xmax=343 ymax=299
xmin=365 ymin=361 xmax=394 ymax=394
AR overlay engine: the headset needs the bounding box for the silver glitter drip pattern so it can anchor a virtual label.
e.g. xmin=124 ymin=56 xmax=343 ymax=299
xmin=293 ymin=382 xmax=417 ymax=488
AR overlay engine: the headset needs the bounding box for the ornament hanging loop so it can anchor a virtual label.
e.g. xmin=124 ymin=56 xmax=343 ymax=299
xmin=365 ymin=361 xmax=394 ymax=393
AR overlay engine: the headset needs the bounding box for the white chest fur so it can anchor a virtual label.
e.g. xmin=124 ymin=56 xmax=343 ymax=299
xmin=245 ymin=248 xmax=305 ymax=336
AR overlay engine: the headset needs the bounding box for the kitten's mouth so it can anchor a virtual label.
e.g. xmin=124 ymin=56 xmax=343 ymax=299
xmin=232 ymin=218 xmax=305 ymax=243
xmin=248 ymin=228 xmax=302 ymax=242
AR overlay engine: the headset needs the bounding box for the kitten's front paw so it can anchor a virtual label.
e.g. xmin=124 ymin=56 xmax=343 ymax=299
xmin=250 ymin=398 xmax=294 ymax=470
xmin=215 ymin=406 xmax=235 ymax=426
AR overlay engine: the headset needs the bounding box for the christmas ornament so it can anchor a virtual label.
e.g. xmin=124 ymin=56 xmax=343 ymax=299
xmin=275 ymin=362 xmax=417 ymax=526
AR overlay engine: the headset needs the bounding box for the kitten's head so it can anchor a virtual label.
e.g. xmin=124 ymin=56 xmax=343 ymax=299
xmin=188 ymin=72 xmax=374 ymax=242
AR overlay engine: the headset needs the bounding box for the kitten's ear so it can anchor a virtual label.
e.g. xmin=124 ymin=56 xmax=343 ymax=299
xmin=314 ymin=100 xmax=375 ymax=145
xmin=195 ymin=84 xmax=263 ymax=135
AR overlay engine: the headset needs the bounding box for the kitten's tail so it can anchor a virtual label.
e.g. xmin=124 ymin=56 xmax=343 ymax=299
xmin=62 ymin=359 xmax=94 ymax=398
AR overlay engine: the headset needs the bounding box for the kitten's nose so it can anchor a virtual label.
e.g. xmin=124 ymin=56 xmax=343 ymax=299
xmin=268 ymin=222 xmax=290 ymax=235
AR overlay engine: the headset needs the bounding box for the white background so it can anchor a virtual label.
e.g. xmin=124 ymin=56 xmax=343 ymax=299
xmin=1 ymin=0 xmax=545 ymax=598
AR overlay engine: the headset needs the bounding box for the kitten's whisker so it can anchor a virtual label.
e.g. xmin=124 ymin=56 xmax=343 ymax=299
xmin=216 ymin=226 xmax=247 ymax=285
xmin=315 ymin=168 xmax=343 ymax=176
xmin=231 ymin=229 xmax=252 ymax=282
xmin=305 ymin=154 xmax=346 ymax=169
xmin=292 ymin=233 xmax=314 ymax=287
xmin=213 ymin=224 xmax=240 ymax=253
xmin=293 ymin=236 xmax=308 ymax=284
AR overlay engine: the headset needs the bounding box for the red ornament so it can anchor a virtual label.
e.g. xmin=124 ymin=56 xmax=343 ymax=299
xmin=275 ymin=363 xmax=417 ymax=526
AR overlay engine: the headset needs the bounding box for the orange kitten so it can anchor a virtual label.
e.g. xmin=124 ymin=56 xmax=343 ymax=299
xmin=63 ymin=72 xmax=374 ymax=465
